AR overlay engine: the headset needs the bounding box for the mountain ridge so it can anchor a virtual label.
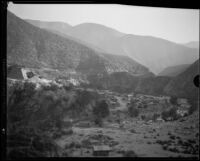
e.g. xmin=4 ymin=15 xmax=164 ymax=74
xmin=26 ymin=19 xmax=199 ymax=74
xmin=7 ymin=11 xmax=152 ymax=76
xmin=158 ymin=64 xmax=190 ymax=77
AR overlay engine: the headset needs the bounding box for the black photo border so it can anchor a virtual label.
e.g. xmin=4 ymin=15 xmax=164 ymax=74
xmin=1 ymin=0 xmax=199 ymax=161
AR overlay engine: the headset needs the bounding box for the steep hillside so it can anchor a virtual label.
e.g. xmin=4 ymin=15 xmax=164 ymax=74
xmin=85 ymin=59 xmax=199 ymax=98
xmin=164 ymin=59 xmax=199 ymax=100
xmin=135 ymin=76 xmax=171 ymax=96
xmin=158 ymin=64 xmax=190 ymax=77
xmin=85 ymin=72 xmax=141 ymax=93
xmin=7 ymin=11 xmax=151 ymax=76
xmin=120 ymin=35 xmax=199 ymax=74
xmin=68 ymin=23 xmax=125 ymax=55
xmin=26 ymin=19 xmax=106 ymax=53
xmin=25 ymin=19 xmax=72 ymax=33
xmin=26 ymin=20 xmax=199 ymax=74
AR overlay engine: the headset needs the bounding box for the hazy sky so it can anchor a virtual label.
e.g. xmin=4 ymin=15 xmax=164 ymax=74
xmin=8 ymin=2 xmax=199 ymax=43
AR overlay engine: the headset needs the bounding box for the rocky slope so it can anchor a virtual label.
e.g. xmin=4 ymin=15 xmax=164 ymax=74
xmin=164 ymin=59 xmax=199 ymax=100
xmin=7 ymin=11 xmax=151 ymax=76
xmin=26 ymin=20 xmax=199 ymax=74
xmin=158 ymin=64 xmax=190 ymax=77
xmin=86 ymin=59 xmax=199 ymax=99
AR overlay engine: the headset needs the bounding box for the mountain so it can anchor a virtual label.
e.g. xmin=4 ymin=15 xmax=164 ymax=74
xmin=7 ymin=11 xmax=152 ymax=76
xmin=134 ymin=59 xmax=199 ymax=97
xmin=122 ymin=59 xmax=199 ymax=97
xmin=164 ymin=59 xmax=199 ymax=99
xmin=135 ymin=76 xmax=171 ymax=96
xmin=119 ymin=35 xmax=199 ymax=74
xmin=85 ymin=72 xmax=139 ymax=93
xmin=26 ymin=20 xmax=124 ymax=54
xmin=184 ymin=41 xmax=199 ymax=49
xmin=26 ymin=20 xmax=199 ymax=74
xmin=25 ymin=19 xmax=72 ymax=34
xmin=158 ymin=64 xmax=190 ymax=77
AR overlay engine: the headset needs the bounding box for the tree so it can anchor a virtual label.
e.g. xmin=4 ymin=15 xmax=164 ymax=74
xmin=93 ymin=100 xmax=110 ymax=126
xmin=26 ymin=71 xmax=34 ymax=78
xmin=93 ymin=100 xmax=110 ymax=118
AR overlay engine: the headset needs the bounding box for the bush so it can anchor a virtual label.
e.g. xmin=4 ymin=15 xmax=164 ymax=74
xmin=63 ymin=84 xmax=73 ymax=91
xmin=188 ymin=99 xmax=198 ymax=115
xmin=76 ymin=90 xmax=96 ymax=106
xmin=128 ymin=106 xmax=139 ymax=117
xmin=169 ymin=96 xmax=178 ymax=105
xmin=127 ymin=99 xmax=139 ymax=117
xmin=161 ymin=107 xmax=179 ymax=121
xmin=41 ymin=83 xmax=59 ymax=91
xmin=7 ymin=82 xmax=36 ymax=123
xmin=141 ymin=115 xmax=146 ymax=120
xmin=152 ymin=113 xmax=160 ymax=121
xmin=26 ymin=71 xmax=34 ymax=78
xmin=94 ymin=117 xmax=103 ymax=127
xmin=93 ymin=100 xmax=110 ymax=118
xmin=128 ymin=102 xmax=139 ymax=118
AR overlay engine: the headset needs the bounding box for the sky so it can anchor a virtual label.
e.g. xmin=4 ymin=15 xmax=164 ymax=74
xmin=8 ymin=2 xmax=199 ymax=44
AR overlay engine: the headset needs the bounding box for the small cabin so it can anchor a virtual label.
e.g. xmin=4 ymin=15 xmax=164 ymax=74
xmin=7 ymin=65 xmax=25 ymax=80
xmin=93 ymin=145 xmax=111 ymax=156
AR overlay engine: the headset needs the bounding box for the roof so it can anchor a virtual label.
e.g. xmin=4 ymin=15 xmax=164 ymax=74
xmin=93 ymin=145 xmax=111 ymax=151
xmin=7 ymin=66 xmax=24 ymax=80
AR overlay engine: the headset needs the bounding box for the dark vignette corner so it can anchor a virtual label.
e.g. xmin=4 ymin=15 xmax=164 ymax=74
xmin=1 ymin=1 xmax=8 ymax=161
xmin=2 ymin=0 xmax=200 ymax=160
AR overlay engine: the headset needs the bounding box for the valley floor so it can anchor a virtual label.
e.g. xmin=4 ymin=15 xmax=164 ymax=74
xmin=54 ymin=90 xmax=199 ymax=157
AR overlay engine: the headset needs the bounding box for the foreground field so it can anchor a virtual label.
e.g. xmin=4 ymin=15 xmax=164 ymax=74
xmin=55 ymin=91 xmax=199 ymax=157
xmin=6 ymin=81 xmax=199 ymax=158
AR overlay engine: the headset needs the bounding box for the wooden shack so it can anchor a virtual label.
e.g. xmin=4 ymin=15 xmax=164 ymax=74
xmin=93 ymin=145 xmax=111 ymax=156
xmin=7 ymin=65 xmax=25 ymax=80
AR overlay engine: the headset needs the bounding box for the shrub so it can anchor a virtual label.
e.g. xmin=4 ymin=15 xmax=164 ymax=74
xmin=161 ymin=106 xmax=179 ymax=121
xmin=63 ymin=84 xmax=73 ymax=91
xmin=93 ymin=100 xmax=110 ymax=118
xmin=128 ymin=105 xmax=139 ymax=118
xmin=127 ymin=99 xmax=140 ymax=117
xmin=188 ymin=99 xmax=198 ymax=115
xmin=141 ymin=115 xmax=146 ymax=120
xmin=76 ymin=90 xmax=95 ymax=106
xmin=94 ymin=117 xmax=103 ymax=127
xmin=152 ymin=113 xmax=160 ymax=121
xmin=26 ymin=71 xmax=34 ymax=78
xmin=169 ymin=96 xmax=178 ymax=105
xmin=41 ymin=83 xmax=59 ymax=91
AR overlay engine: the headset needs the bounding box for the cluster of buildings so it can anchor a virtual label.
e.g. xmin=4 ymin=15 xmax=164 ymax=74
xmin=7 ymin=65 xmax=82 ymax=89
